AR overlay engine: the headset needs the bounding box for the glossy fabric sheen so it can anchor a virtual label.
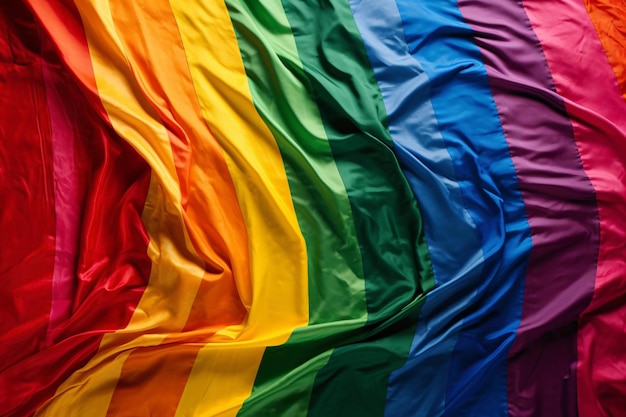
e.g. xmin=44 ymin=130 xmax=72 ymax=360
xmin=2 ymin=3 xmax=153 ymax=416
xmin=1 ymin=1 xmax=625 ymax=417
xmin=456 ymin=2 xmax=599 ymax=416
xmin=520 ymin=1 xmax=626 ymax=415
xmin=377 ymin=2 xmax=531 ymax=416
xmin=349 ymin=1 xmax=489 ymax=415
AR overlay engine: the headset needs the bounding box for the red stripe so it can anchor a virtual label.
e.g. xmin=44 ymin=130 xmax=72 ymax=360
xmin=0 ymin=0 xmax=55 ymax=376
xmin=0 ymin=1 xmax=153 ymax=415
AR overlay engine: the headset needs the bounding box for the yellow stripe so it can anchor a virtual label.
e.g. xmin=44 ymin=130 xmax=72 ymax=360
xmin=169 ymin=0 xmax=309 ymax=415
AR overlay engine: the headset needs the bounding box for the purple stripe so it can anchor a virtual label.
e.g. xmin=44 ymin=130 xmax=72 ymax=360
xmin=457 ymin=2 xmax=599 ymax=416
xmin=42 ymin=60 xmax=80 ymax=346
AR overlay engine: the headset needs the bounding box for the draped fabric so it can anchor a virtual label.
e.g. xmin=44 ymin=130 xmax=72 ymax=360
xmin=1 ymin=1 xmax=625 ymax=416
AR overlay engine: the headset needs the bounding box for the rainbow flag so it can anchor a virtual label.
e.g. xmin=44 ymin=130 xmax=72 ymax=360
xmin=1 ymin=0 xmax=625 ymax=416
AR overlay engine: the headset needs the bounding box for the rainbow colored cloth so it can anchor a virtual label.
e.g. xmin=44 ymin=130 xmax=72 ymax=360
xmin=1 ymin=0 xmax=625 ymax=416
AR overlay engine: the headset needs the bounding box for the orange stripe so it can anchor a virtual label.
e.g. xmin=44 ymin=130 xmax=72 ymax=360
xmin=105 ymin=0 xmax=249 ymax=295
xmin=584 ymin=0 xmax=626 ymax=100
xmin=104 ymin=1 xmax=249 ymax=414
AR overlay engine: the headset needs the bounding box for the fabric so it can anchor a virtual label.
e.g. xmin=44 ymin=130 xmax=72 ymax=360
xmin=1 ymin=0 xmax=625 ymax=416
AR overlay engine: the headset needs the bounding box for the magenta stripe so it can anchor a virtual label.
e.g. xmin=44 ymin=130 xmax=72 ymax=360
xmin=457 ymin=2 xmax=599 ymax=416
xmin=42 ymin=60 xmax=80 ymax=346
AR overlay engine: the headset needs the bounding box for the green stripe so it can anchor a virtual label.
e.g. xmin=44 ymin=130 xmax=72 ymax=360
xmin=279 ymin=1 xmax=434 ymax=416
xmin=227 ymin=1 xmax=369 ymax=415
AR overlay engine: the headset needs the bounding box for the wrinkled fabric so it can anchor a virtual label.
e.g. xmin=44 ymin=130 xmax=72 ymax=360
xmin=1 ymin=1 xmax=625 ymax=416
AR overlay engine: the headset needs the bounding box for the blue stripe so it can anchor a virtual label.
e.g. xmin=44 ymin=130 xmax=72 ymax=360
xmin=350 ymin=0 xmax=532 ymax=416
xmin=393 ymin=2 xmax=533 ymax=416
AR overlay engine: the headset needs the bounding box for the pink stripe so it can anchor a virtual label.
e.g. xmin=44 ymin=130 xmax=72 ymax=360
xmin=42 ymin=60 xmax=80 ymax=346
xmin=522 ymin=1 xmax=626 ymax=416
